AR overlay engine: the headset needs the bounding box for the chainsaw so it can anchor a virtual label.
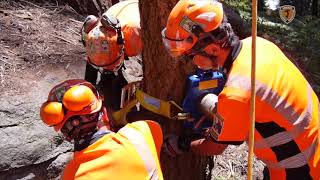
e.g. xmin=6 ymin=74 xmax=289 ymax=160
xmin=182 ymin=69 xmax=226 ymax=135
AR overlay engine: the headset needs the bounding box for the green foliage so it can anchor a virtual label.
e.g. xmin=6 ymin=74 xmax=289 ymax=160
xmin=224 ymin=0 xmax=252 ymax=12
xmin=224 ymin=1 xmax=320 ymax=95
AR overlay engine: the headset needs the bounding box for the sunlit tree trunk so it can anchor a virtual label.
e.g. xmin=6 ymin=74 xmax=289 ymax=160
xmin=138 ymin=0 xmax=208 ymax=179
xmin=138 ymin=0 xmax=252 ymax=179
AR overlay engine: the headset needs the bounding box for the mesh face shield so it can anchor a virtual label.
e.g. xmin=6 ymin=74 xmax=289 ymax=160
xmin=161 ymin=28 xmax=195 ymax=58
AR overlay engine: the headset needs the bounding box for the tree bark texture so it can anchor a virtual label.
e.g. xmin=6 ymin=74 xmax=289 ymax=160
xmin=138 ymin=1 xmax=252 ymax=179
xmin=64 ymin=0 xmax=251 ymax=179
xmin=139 ymin=0 xmax=208 ymax=180
xmin=282 ymin=0 xmax=310 ymax=16
xmin=312 ymin=0 xmax=319 ymax=16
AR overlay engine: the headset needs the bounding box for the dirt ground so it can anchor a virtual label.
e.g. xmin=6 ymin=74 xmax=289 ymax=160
xmin=0 ymin=0 xmax=265 ymax=179
xmin=0 ymin=0 xmax=86 ymax=97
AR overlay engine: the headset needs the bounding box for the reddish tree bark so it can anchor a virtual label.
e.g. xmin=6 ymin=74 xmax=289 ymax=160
xmin=138 ymin=0 xmax=251 ymax=179
xmin=139 ymin=0 xmax=208 ymax=179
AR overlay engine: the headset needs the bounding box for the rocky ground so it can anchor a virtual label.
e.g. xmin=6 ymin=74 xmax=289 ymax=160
xmin=0 ymin=1 xmax=85 ymax=179
xmin=0 ymin=0 xmax=264 ymax=179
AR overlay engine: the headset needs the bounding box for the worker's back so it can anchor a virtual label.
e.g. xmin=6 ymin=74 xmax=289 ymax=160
xmin=218 ymin=37 xmax=319 ymax=179
xmin=106 ymin=0 xmax=140 ymax=28
xmin=62 ymin=121 xmax=163 ymax=180
xmin=105 ymin=0 xmax=141 ymax=57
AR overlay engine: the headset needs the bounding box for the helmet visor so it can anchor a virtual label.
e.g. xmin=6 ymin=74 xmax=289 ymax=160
xmin=161 ymin=28 xmax=195 ymax=58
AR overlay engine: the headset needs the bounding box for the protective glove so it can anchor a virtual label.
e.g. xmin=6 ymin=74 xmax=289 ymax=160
xmin=198 ymin=93 xmax=218 ymax=116
xmin=162 ymin=134 xmax=191 ymax=157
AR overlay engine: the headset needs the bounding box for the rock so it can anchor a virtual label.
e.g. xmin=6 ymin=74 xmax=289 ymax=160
xmin=0 ymin=93 xmax=73 ymax=179
xmin=16 ymin=173 xmax=35 ymax=180
xmin=47 ymin=152 xmax=73 ymax=179
xmin=0 ymin=63 xmax=83 ymax=178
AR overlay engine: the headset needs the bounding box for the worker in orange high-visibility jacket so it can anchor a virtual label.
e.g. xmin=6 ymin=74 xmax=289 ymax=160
xmin=40 ymin=79 xmax=163 ymax=180
xmin=161 ymin=0 xmax=320 ymax=179
xmin=81 ymin=0 xmax=143 ymax=113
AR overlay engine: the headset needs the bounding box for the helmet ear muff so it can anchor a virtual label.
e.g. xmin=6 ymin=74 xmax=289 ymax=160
xmin=81 ymin=15 xmax=99 ymax=47
xmin=191 ymin=25 xmax=205 ymax=38
xmin=101 ymin=14 xmax=124 ymax=45
xmin=83 ymin=15 xmax=99 ymax=33
xmin=101 ymin=14 xmax=119 ymax=29
xmin=179 ymin=16 xmax=204 ymax=38
xmin=40 ymin=101 xmax=65 ymax=126
xmin=209 ymin=22 xmax=232 ymax=48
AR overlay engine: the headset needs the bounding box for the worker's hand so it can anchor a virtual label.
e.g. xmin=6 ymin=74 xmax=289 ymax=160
xmin=198 ymin=93 xmax=218 ymax=116
xmin=162 ymin=134 xmax=185 ymax=157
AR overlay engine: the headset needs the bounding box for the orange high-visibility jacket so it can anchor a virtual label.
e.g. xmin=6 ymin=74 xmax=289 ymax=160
xmin=62 ymin=120 xmax=163 ymax=180
xmin=105 ymin=0 xmax=142 ymax=57
xmin=213 ymin=37 xmax=320 ymax=179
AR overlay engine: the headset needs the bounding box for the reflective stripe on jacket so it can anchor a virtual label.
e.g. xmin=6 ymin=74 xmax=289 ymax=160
xmin=215 ymin=37 xmax=320 ymax=180
xmin=62 ymin=120 xmax=163 ymax=180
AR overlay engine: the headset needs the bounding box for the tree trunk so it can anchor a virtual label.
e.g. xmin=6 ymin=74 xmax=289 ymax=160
xmin=258 ymin=0 xmax=265 ymax=11
xmin=139 ymin=0 xmax=208 ymax=179
xmin=65 ymin=0 xmax=112 ymax=16
xmin=288 ymin=0 xmax=311 ymax=16
xmin=138 ymin=0 xmax=252 ymax=179
xmin=111 ymin=0 xmax=119 ymax=5
xmin=312 ymin=0 xmax=319 ymax=16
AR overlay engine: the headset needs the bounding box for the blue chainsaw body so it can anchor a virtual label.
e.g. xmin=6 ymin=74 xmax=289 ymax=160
xmin=182 ymin=69 xmax=226 ymax=133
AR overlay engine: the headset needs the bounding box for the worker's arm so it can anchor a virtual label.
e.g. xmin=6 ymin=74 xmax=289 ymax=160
xmin=145 ymin=120 xmax=163 ymax=157
xmin=188 ymin=93 xmax=249 ymax=156
xmin=122 ymin=120 xmax=163 ymax=157
xmin=199 ymin=93 xmax=250 ymax=142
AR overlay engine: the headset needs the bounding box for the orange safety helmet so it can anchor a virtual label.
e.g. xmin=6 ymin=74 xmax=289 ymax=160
xmin=161 ymin=0 xmax=224 ymax=58
xmin=85 ymin=14 xmax=125 ymax=71
xmin=122 ymin=22 xmax=142 ymax=57
xmin=40 ymin=79 xmax=102 ymax=132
